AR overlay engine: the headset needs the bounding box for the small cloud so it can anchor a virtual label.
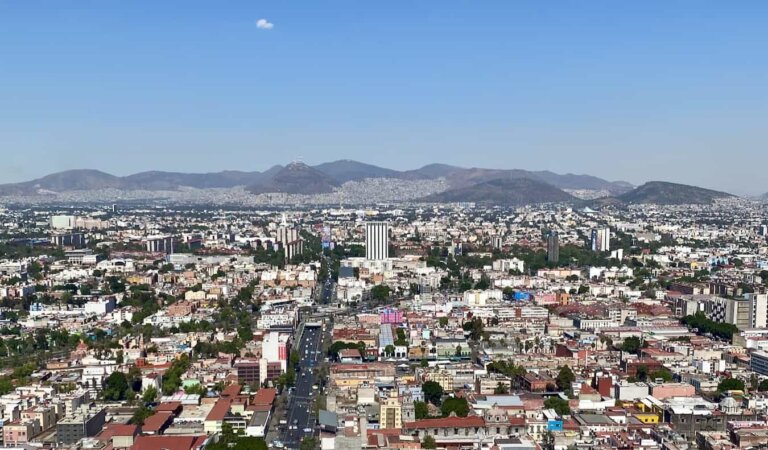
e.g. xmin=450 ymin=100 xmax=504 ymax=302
xmin=256 ymin=18 xmax=274 ymax=30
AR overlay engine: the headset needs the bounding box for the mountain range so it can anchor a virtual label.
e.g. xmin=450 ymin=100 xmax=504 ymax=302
xmin=0 ymin=160 xmax=735 ymax=205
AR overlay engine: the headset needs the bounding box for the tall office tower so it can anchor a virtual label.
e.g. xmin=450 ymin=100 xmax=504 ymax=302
xmin=591 ymin=227 xmax=611 ymax=252
xmin=365 ymin=221 xmax=389 ymax=261
xmin=145 ymin=235 xmax=174 ymax=254
xmin=277 ymin=225 xmax=303 ymax=261
xmin=546 ymin=231 xmax=559 ymax=263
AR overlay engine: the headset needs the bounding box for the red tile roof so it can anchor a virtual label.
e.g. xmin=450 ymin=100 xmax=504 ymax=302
xmin=142 ymin=411 xmax=174 ymax=434
xmin=221 ymin=384 xmax=242 ymax=398
xmin=253 ymin=388 xmax=276 ymax=407
xmin=156 ymin=402 xmax=182 ymax=413
xmin=205 ymin=399 xmax=231 ymax=422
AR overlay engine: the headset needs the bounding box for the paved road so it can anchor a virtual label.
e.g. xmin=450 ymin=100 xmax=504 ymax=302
xmin=282 ymin=323 xmax=323 ymax=449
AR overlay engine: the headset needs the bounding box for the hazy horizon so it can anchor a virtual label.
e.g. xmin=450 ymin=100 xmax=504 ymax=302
xmin=2 ymin=1 xmax=767 ymax=194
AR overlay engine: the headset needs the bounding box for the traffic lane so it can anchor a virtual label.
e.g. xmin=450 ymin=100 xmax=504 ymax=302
xmin=283 ymin=328 xmax=323 ymax=447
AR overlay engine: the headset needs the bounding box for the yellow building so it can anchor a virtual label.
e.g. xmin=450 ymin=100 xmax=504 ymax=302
xmin=427 ymin=370 xmax=454 ymax=393
xmin=633 ymin=412 xmax=660 ymax=424
xmin=380 ymin=395 xmax=403 ymax=429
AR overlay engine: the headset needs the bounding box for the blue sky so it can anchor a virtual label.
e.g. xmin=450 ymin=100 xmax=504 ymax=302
xmin=1 ymin=1 xmax=767 ymax=193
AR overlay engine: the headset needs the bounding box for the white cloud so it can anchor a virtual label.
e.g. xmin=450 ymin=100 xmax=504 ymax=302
xmin=256 ymin=18 xmax=274 ymax=30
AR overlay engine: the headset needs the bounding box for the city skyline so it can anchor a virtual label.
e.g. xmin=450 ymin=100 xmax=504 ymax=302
xmin=2 ymin=1 xmax=768 ymax=194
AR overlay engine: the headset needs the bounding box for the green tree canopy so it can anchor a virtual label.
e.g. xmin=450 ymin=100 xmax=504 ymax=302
xmin=718 ymin=378 xmax=745 ymax=392
xmin=555 ymin=366 xmax=575 ymax=395
xmin=544 ymin=396 xmax=571 ymax=416
xmin=103 ymin=371 xmax=130 ymax=401
xmin=414 ymin=401 xmax=429 ymax=420
xmin=441 ymin=397 xmax=470 ymax=417
xmin=422 ymin=380 xmax=444 ymax=406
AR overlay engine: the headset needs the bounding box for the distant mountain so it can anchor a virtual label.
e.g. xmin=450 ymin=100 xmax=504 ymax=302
xmin=0 ymin=169 xmax=123 ymax=195
xmin=398 ymin=163 xmax=464 ymax=180
xmin=122 ymin=170 xmax=266 ymax=190
xmin=421 ymin=177 xmax=576 ymax=205
xmin=313 ymin=160 xmax=400 ymax=183
xmin=528 ymin=171 xmax=633 ymax=194
xmin=0 ymin=159 xmax=634 ymax=198
xmin=617 ymin=181 xmax=734 ymax=205
xmin=247 ymin=162 xmax=340 ymax=195
xmin=416 ymin=167 xmax=632 ymax=195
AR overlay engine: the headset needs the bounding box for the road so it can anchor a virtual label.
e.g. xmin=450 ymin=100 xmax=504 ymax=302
xmin=282 ymin=322 xmax=323 ymax=449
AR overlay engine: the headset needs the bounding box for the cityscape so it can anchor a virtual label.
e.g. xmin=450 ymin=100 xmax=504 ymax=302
xmin=3 ymin=2 xmax=768 ymax=450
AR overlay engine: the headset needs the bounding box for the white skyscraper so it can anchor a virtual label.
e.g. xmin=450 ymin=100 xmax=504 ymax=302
xmin=365 ymin=221 xmax=389 ymax=261
xmin=591 ymin=227 xmax=611 ymax=252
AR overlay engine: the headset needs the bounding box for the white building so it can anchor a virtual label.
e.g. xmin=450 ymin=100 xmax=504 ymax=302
xmin=591 ymin=227 xmax=611 ymax=252
xmin=365 ymin=222 xmax=389 ymax=261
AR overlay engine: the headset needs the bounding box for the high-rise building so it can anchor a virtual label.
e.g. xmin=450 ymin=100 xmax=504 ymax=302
xmin=546 ymin=231 xmax=559 ymax=263
xmin=277 ymin=225 xmax=303 ymax=261
xmin=145 ymin=235 xmax=174 ymax=254
xmin=591 ymin=227 xmax=611 ymax=252
xmin=365 ymin=221 xmax=389 ymax=261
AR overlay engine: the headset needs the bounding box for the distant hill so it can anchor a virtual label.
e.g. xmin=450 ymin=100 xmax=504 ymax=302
xmin=398 ymin=163 xmax=464 ymax=180
xmin=121 ymin=170 xmax=271 ymax=190
xmin=313 ymin=160 xmax=400 ymax=183
xmin=421 ymin=177 xmax=576 ymax=205
xmin=247 ymin=162 xmax=340 ymax=194
xmin=0 ymin=169 xmax=123 ymax=195
xmin=0 ymin=159 xmax=634 ymax=198
xmin=617 ymin=181 xmax=734 ymax=205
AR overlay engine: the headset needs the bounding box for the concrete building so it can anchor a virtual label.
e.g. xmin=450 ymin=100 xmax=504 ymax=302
xmin=145 ymin=235 xmax=174 ymax=254
xmin=750 ymin=350 xmax=768 ymax=376
xmin=379 ymin=394 xmax=403 ymax=429
xmin=547 ymin=231 xmax=559 ymax=263
xmin=365 ymin=221 xmax=389 ymax=261
xmin=591 ymin=227 xmax=610 ymax=252
xmin=56 ymin=406 xmax=106 ymax=444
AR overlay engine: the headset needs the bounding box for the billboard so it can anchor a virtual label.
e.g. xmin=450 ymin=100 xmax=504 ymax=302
xmin=547 ymin=420 xmax=563 ymax=431
xmin=321 ymin=225 xmax=332 ymax=249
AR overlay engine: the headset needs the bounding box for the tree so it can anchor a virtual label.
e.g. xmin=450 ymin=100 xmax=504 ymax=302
xmin=544 ymin=396 xmax=571 ymax=416
xmin=438 ymin=317 xmax=449 ymax=328
xmin=494 ymin=382 xmax=509 ymax=394
xmin=233 ymin=438 xmax=268 ymax=450
xmin=441 ymin=397 xmax=470 ymax=417
xmin=103 ymin=371 xmax=130 ymax=401
xmin=132 ymin=406 xmax=153 ymax=425
xmin=650 ymin=368 xmax=672 ymax=383
xmin=299 ymin=437 xmax=319 ymax=450
xmin=142 ymin=386 xmax=158 ymax=403
xmin=371 ymin=285 xmax=390 ymax=302
xmin=621 ymin=336 xmax=642 ymax=355
xmin=462 ymin=317 xmax=484 ymax=341
xmin=384 ymin=345 xmax=395 ymax=357
xmin=422 ymin=435 xmax=437 ymax=449
xmin=758 ymin=379 xmax=768 ymax=392
xmin=422 ymin=381 xmax=444 ymax=406
xmin=555 ymin=366 xmax=575 ymax=395
xmin=718 ymin=378 xmax=745 ymax=392
xmin=414 ymin=401 xmax=429 ymax=419
xmin=636 ymin=365 xmax=649 ymax=382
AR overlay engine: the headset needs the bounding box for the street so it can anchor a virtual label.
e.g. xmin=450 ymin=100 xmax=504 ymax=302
xmin=281 ymin=322 xmax=323 ymax=448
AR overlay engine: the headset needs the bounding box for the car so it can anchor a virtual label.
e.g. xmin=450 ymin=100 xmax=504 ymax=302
xmin=303 ymin=427 xmax=312 ymax=433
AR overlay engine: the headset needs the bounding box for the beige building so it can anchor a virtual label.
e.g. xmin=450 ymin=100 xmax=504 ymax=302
xmin=379 ymin=394 xmax=403 ymax=429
